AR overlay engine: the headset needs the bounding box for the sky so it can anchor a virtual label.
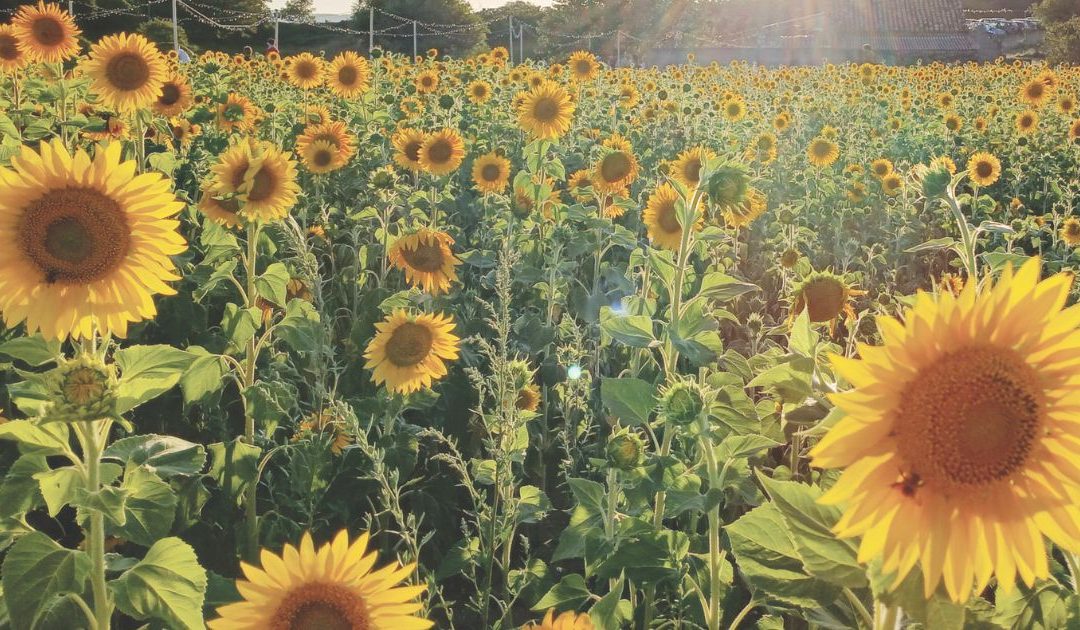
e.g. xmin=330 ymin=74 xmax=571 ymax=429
xmin=296 ymin=0 xmax=552 ymax=17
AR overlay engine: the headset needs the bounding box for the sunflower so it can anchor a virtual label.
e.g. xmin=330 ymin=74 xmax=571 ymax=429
xmin=722 ymin=187 xmax=767 ymax=228
xmin=392 ymin=128 xmax=428 ymax=172
xmin=415 ymin=69 xmax=439 ymax=93
xmin=944 ymin=113 xmax=962 ymax=132
xmin=525 ymin=610 xmax=594 ymax=630
xmin=296 ymin=120 xmax=356 ymax=172
xmin=670 ymin=146 xmax=715 ymax=190
xmin=327 ymin=51 xmax=370 ymax=97
xmin=789 ymin=270 xmax=863 ymax=332
xmin=388 ymin=228 xmax=461 ymax=295
xmin=152 ymin=72 xmax=193 ymax=116
xmin=472 ymin=151 xmax=510 ymax=194
xmin=217 ymin=93 xmax=257 ymax=133
xmin=0 ymin=24 xmax=28 ymax=73
xmin=518 ymin=80 xmax=575 ymax=140
xmin=417 ymin=128 xmax=465 ymax=176
xmin=567 ymin=169 xmax=595 ymax=203
xmin=1019 ymin=76 xmax=1051 ymax=107
xmin=1057 ymin=94 xmax=1075 ymax=115
xmin=82 ymin=33 xmax=167 ymax=112
xmin=293 ymin=408 xmax=352 ymax=455
xmin=364 ymin=310 xmax=460 ymax=394
xmin=467 ymin=79 xmax=492 ymax=104
xmin=0 ymin=140 xmax=185 ymax=340
xmin=644 ymin=183 xmax=701 ymax=251
xmin=593 ymin=134 xmax=639 ymax=194
xmin=82 ymin=115 xmax=129 ymax=141
xmin=813 ymin=258 xmax=1080 ymax=603
xmin=166 ymin=117 xmax=199 ymax=149
xmin=12 ymin=2 xmax=80 ymax=64
xmin=967 ymin=151 xmax=1001 ymax=186
xmin=1061 ymin=218 xmax=1080 ymax=246
xmin=208 ymin=529 xmax=432 ymax=629
xmin=209 ymin=138 xmax=300 ymax=223
xmin=870 ymin=158 xmax=893 ymax=179
xmin=748 ymin=132 xmax=777 ymax=164
xmin=618 ymin=82 xmax=639 ymax=108
xmin=1015 ymin=110 xmax=1038 ymax=134
xmin=301 ymin=104 xmax=332 ymax=126
xmin=881 ymin=173 xmax=903 ymax=197
xmin=807 ymin=136 xmax=839 ymax=168
xmin=1070 ymin=119 xmax=1080 ymax=143
xmin=197 ymin=183 xmax=244 ymax=229
xmin=517 ymin=383 xmax=540 ymax=412
xmin=567 ymin=50 xmax=599 ymax=82
xmin=722 ymin=98 xmax=746 ymax=121
xmin=286 ymin=52 xmax=325 ymax=89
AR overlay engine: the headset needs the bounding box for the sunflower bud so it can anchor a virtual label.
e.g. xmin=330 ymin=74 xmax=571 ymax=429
xmin=42 ymin=354 xmax=118 ymax=424
xmin=915 ymin=162 xmax=951 ymax=199
xmin=780 ymin=248 xmax=800 ymax=269
xmin=704 ymin=163 xmax=750 ymax=208
xmin=606 ymin=430 xmax=644 ymax=470
xmin=659 ymin=380 xmax=706 ymax=426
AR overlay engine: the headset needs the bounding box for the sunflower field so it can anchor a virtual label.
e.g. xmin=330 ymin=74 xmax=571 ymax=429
xmin=3 ymin=3 xmax=1080 ymax=629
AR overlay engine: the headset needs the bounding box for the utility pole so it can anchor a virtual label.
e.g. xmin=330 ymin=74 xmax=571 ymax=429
xmin=508 ymin=16 xmax=514 ymax=65
xmin=274 ymin=13 xmax=280 ymax=50
xmin=519 ymin=26 xmax=524 ymax=62
xmin=368 ymin=5 xmax=374 ymax=53
xmin=616 ymin=30 xmax=621 ymax=67
xmin=171 ymin=0 xmax=179 ymax=54
xmin=412 ymin=20 xmax=417 ymax=60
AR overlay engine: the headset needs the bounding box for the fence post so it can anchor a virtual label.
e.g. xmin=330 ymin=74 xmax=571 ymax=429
xmin=616 ymin=30 xmax=621 ymax=67
xmin=368 ymin=5 xmax=374 ymax=53
xmin=274 ymin=16 xmax=279 ymax=51
xmin=412 ymin=20 xmax=417 ymax=61
xmin=508 ymin=16 xmax=514 ymax=65
xmin=171 ymin=0 xmax=179 ymax=54
xmin=519 ymin=25 xmax=524 ymax=62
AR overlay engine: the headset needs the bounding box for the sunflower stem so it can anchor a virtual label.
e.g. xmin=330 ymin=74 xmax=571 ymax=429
xmin=242 ymin=220 xmax=263 ymax=561
xmin=81 ymin=420 xmax=113 ymax=629
xmin=872 ymin=602 xmax=900 ymax=630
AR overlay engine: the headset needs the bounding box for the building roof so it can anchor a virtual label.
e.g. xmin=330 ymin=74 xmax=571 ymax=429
xmin=820 ymin=0 xmax=975 ymax=52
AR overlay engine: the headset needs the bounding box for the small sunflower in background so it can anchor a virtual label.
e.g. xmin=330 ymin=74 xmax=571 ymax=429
xmin=209 ymin=138 xmax=300 ymax=223
xmin=881 ymin=172 xmax=903 ymax=197
xmin=567 ymin=169 xmax=595 ymax=203
xmin=567 ymin=50 xmax=599 ymax=82
xmin=967 ymin=151 xmax=1001 ymax=186
xmin=418 ymin=128 xmax=465 ymax=176
xmin=670 ymin=146 xmax=715 ymax=190
xmin=296 ymin=120 xmax=356 ymax=174
xmin=415 ymin=68 xmax=439 ymax=93
xmin=285 ymin=52 xmax=325 ymax=89
xmin=472 ymin=151 xmax=510 ymax=194
xmin=813 ymin=259 xmax=1080 ymax=603
xmin=197 ymin=183 xmax=244 ymax=229
xmin=722 ymin=187 xmax=767 ymax=229
xmin=0 ymin=140 xmax=186 ymax=340
xmin=208 ymin=530 xmax=433 ymax=629
xmin=216 ymin=93 xmax=257 ymax=133
xmin=388 ymin=228 xmax=461 ymax=295
xmin=592 ymin=134 xmax=639 ymax=194
xmin=1019 ymin=75 xmax=1051 ymax=107
xmin=364 ymin=310 xmax=460 ymax=394
xmin=327 ymin=50 xmax=370 ymax=97
xmin=1015 ymin=109 xmax=1038 ymax=134
xmin=293 ymin=408 xmax=352 ymax=455
xmin=524 ymin=609 xmax=594 ymax=630
xmin=747 ymin=132 xmax=777 ymax=164
xmin=1061 ymin=217 xmax=1080 ymax=246
xmin=789 ymin=270 xmax=864 ymax=333
xmin=11 ymin=1 xmax=80 ymax=64
xmin=82 ymin=33 xmax=168 ymax=112
xmin=0 ymin=24 xmax=28 ymax=73
xmin=1070 ymin=119 xmax=1080 ymax=143
xmin=643 ymin=183 xmax=700 ymax=251
xmin=392 ymin=128 xmax=428 ymax=172
xmin=467 ymin=79 xmax=492 ymax=104
xmin=152 ymin=72 xmax=193 ymax=117
xmin=518 ymin=80 xmax=575 ymax=140
xmin=806 ymin=136 xmax=839 ymax=168
xmin=870 ymin=158 xmax=893 ymax=179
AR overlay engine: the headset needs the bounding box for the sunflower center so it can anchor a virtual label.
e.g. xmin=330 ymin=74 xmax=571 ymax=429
xmin=426 ymin=140 xmax=452 ymax=164
xmin=404 ymin=141 xmax=422 ymax=162
xmin=798 ymin=276 xmax=846 ymax=322
xmin=656 ymin=200 xmax=681 ymax=233
xmin=574 ymin=60 xmax=591 ymax=75
xmin=681 ymin=158 xmax=702 ymax=184
xmin=0 ymin=34 xmax=20 ymax=61
xmin=272 ymin=583 xmax=371 ymax=630
xmin=975 ymin=161 xmax=993 ymax=178
xmin=481 ymin=163 xmax=501 ymax=182
xmin=295 ymin=60 xmax=317 ymax=80
xmin=386 ymin=322 xmax=434 ymax=367
xmin=1068 ymin=222 xmax=1080 ymax=237
xmin=19 ymin=188 xmax=131 ymax=285
xmin=895 ymin=346 xmax=1042 ymax=490
xmin=159 ymin=83 xmax=181 ymax=105
xmin=313 ymin=149 xmax=334 ymax=168
xmin=32 ymin=17 xmax=64 ymax=46
xmin=812 ymin=141 xmax=832 ymax=158
xmin=63 ymin=366 xmax=109 ymax=406
xmin=105 ymin=52 xmax=151 ymax=91
xmin=401 ymin=240 xmax=446 ymax=272
xmin=337 ymin=65 xmax=358 ymax=86
xmin=600 ymin=152 xmax=632 ymax=183
xmin=532 ymin=96 xmax=559 ymax=123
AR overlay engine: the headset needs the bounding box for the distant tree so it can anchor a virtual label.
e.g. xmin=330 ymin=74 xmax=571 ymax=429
xmin=353 ymin=0 xmax=485 ymax=58
xmin=478 ymin=1 xmax=548 ymax=58
xmin=138 ymin=17 xmax=192 ymax=52
xmin=1035 ymin=0 xmax=1080 ymax=23
xmin=1044 ymin=16 xmax=1080 ymax=63
xmin=278 ymin=0 xmax=316 ymax=23
xmin=177 ymin=0 xmax=270 ymax=52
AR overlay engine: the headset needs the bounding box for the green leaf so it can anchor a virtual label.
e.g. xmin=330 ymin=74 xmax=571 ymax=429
xmin=596 ymin=525 xmax=689 ymax=585
xmin=105 ymin=434 xmax=207 ymax=478
xmin=758 ymin=474 xmax=866 ymax=588
xmin=115 ymin=345 xmax=197 ymax=413
xmin=697 ymin=272 xmax=758 ymax=302
xmin=0 ymin=421 xmax=70 ymax=455
xmin=111 ymin=466 xmax=178 ymax=547
xmin=905 ymin=237 xmax=956 ymax=253
xmin=221 ymin=304 xmax=260 ymax=354
xmin=600 ymin=378 xmax=657 ymax=426
xmin=726 ymin=502 xmax=840 ymax=609
xmin=254 ymin=262 xmax=290 ymax=307
xmin=746 ymin=356 xmax=815 ymax=404
xmin=1 ymin=531 xmax=91 ymax=630
xmin=600 ymin=308 xmax=658 ymax=348
xmin=994 ymin=582 xmax=1071 ymax=630
xmin=207 ymin=439 xmax=261 ymax=504
xmin=566 ymin=477 xmax=606 ymax=516
xmin=276 ymin=299 xmax=322 ymax=352
xmin=532 ymin=574 xmax=590 ymax=611
xmin=716 ymin=434 xmax=781 ymax=460
xmin=194 ymin=259 xmax=239 ymax=301
xmin=590 ymin=577 xmax=631 ymax=630
xmin=0 ymin=336 xmax=60 ymax=367
xmin=110 ymin=537 xmax=208 ymax=630
xmin=34 ymin=466 xmax=86 ymax=517
xmin=73 ymin=484 xmax=130 ymax=527
xmin=0 ymin=455 xmax=47 ymax=518
xmin=516 ymin=485 xmax=551 ymax=524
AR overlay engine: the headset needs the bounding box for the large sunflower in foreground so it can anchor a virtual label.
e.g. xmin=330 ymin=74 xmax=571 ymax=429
xmin=392 ymin=128 xmax=428 ymax=172
xmin=208 ymin=530 xmax=432 ymax=630
xmin=82 ymin=33 xmax=168 ymax=112
xmin=0 ymin=140 xmax=185 ymax=340
xmin=812 ymin=258 xmax=1080 ymax=603
xmin=518 ymin=80 xmax=575 ymax=140
xmin=389 ymin=228 xmax=461 ymax=295
xmin=365 ymin=310 xmax=459 ymax=394
xmin=12 ymin=2 xmax=80 ymax=64
xmin=152 ymin=72 xmax=193 ymax=117
xmin=418 ymin=129 xmax=465 ymax=176
xmin=327 ymin=50 xmax=370 ymax=97
xmin=525 ymin=609 xmax=594 ymax=630
xmin=209 ymin=138 xmax=299 ymax=222
xmin=472 ymin=151 xmax=510 ymax=194
xmin=643 ymin=183 xmax=701 ymax=251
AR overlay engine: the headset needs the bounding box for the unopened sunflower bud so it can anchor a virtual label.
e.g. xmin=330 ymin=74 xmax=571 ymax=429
xmin=660 ymin=380 xmax=706 ymax=426
xmin=42 ymin=354 xmax=118 ymax=424
xmin=606 ymin=431 xmax=644 ymax=470
xmin=704 ymin=163 xmax=750 ymax=208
